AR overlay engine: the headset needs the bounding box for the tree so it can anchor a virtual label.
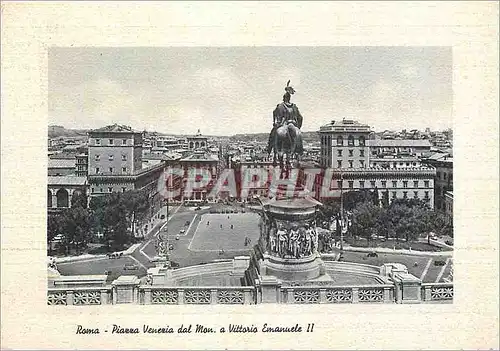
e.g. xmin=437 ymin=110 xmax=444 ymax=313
xmin=88 ymin=189 xmax=151 ymax=250
xmin=384 ymin=199 xmax=436 ymax=243
xmin=62 ymin=206 xmax=91 ymax=254
xmin=350 ymin=201 xmax=383 ymax=244
xmin=71 ymin=189 xmax=88 ymax=209
xmin=47 ymin=214 xmax=64 ymax=255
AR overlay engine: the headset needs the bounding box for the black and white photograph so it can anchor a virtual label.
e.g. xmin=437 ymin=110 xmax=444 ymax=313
xmin=46 ymin=46 xmax=454 ymax=306
xmin=1 ymin=2 xmax=498 ymax=350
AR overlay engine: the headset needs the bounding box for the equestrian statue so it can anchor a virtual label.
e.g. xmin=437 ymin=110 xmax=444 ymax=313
xmin=266 ymin=80 xmax=304 ymax=170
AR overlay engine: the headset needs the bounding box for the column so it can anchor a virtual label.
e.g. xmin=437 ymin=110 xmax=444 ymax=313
xmin=210 ymin=289 xmax=218 ymax=305
xmin=143 ymin=287 xmax=152 ymax=305
xmin=178 ymin=289 xmax=185 ymax=305
xmin=319 ymin=288 xmax=327 ymax=304
xmin=352 ymin=288 xmax=359 ymax=303
xmin=51 ymin=191 xmax=57 ymax=208
xmin=68 ymin=189 xmax=74 ymax=208
xmin=67 ymin=290 xmax=74 ymax=305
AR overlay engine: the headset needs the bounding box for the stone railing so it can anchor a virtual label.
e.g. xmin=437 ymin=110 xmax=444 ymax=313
xmin=279 ymin=284 xmax=395 ymax=304
xmin=139 ymin=286 xmax=256 ymax=305
xmin=421 ymin=282 xmax=453 ymax=303
xmin=47 ymin=281 xmax=453 ymax=305
xmin=47 ymin=286 xmax=113 ymax=306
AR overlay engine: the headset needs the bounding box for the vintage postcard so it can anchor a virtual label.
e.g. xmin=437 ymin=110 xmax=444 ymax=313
xmin=1 ymin=2 xmax=499 ymax=350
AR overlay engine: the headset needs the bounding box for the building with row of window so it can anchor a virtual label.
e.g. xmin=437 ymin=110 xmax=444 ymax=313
xmin=422 ymin=151 xmax=453 ymax=212
xmin=317 ymin=119 xmax=437 ymax=208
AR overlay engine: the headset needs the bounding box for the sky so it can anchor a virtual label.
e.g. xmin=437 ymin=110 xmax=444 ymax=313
xmin=49 ymin=47 xmax=452 ymax=135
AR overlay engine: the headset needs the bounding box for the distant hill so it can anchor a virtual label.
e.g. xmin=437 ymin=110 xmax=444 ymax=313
xmin=229 ymin=131 xmax=319 ymax=143
xmin=48 ymin=125 xmax=89 ymax=138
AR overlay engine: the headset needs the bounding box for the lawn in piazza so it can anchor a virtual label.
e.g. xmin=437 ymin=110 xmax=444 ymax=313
xmin=58 ymin=203 xmax=451 ymax=284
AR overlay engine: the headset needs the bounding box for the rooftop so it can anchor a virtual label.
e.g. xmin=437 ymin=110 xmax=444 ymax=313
xmin=48 ymin=176 xmax=87 ymax=186
xmin=368 ymin=139 xmax=432 ymax=147
xmin=48 ymin=158 xmax=76 ymax=169
xmin=319 ymin=119 xmax=371 ymax=133
xmin=90 ymin=124 xmax=137 ymax=134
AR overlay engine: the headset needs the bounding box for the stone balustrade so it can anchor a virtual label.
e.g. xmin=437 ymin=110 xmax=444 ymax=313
xmin=139 ymin=286 xmax=256 ymax=305
xmin=279 ymin=284 xmax=395 ymax=304
xmin=421 ymin=282 xmax=454 ymax=302
xmin=46 ymin=259 xmax=453 ymax=305
xmin=47 ymin=286 xmax=112 ymax=305
xmin=47 ymin=281 xmax=452 ymax=305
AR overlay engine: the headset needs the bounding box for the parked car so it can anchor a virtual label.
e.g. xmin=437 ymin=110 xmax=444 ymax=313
xmin=194 ymin=206 xmax=202 ymax=211
xmin=123 ymin=264 xmax=139 ymax=270
xmin=160 ymin=214 xmax=165 ymax=219
xmin=179 ymin=229 xmax=186 ymax=234
xmin=367 ymin=252 xmax=378 ymax=258
xmin=170 ymin=261 xmax=180 ymax=268
xmin=175 ymin=234 xmax=180 ymax=240
xmin=104 ymin=270 xmax=112 ymax=275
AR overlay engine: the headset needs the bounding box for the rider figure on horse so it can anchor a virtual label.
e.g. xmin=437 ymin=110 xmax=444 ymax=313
xmin=267 ymin=80 xmax=304 ymax=156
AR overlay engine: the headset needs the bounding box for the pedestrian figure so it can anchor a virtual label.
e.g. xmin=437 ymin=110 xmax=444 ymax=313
xmin=231 ymin=224 xmax=234 ymax=229
xmin=228 ymin=215 xmax=230 ymax=219
xmin=207 ymin=221 xmax=210 ymax=226
xmin=220 ymin=224 xmax=223 ymax=229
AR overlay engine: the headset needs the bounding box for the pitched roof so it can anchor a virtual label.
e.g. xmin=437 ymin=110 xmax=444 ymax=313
xmin=368 ymin=139 xmax=432 ymax=147
xmin=91 ymin=124 xmax=136 ymax=133
xmin=48 ymin=176 xmax=87 ymax=186
xmin=48 ymin=158 xmax=76 ymax=168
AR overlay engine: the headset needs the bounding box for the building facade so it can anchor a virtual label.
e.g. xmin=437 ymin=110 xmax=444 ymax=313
xmin=422 ymin=152 xmax=453 ymax=212
xmin=186 ymin=130 xmax=208 ymax=151
xmin=317 ymin=119 xmax=436 ymax=208
xmin=319 ymin=119 xmax=371 ymax=169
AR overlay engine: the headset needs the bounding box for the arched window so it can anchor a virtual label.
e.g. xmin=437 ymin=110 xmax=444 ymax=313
xmin=348 ymin=135 xmax=355 ymax=146
xmin=189 ymin=141 xmax=194 ymax=149
xmin=336 ymin=136 xmax=343 ymax=146
xmin=201 ymin=142 xmax=205 ymax=147
xmin=56 ymin=189 xmax=69 ymax=208
xmin=359 ymin=136 xmax=366 ymax=146
xmin=195 ymin=141 xmax=200 ymax=148
xmin=47 ymin=189 xmax=52 ymax=208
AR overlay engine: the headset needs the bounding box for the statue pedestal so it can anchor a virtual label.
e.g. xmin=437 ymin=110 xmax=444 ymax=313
xmin=261 ymin=253 xmax=326 ymax=281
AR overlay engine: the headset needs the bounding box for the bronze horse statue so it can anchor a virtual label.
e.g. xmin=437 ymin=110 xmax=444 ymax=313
xmin=268 ymin=81 xmax=304 ymax=170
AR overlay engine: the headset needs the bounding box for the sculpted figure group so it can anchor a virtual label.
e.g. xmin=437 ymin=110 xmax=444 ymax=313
xmin=266 ymin=219 xmax=317 ymax=259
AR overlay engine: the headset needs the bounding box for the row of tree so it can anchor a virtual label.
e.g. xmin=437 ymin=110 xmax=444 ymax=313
xmin=47 ymin=189 xmax=154 ymax=255
xmin=320 ymin=190 xmax=453 ymax=244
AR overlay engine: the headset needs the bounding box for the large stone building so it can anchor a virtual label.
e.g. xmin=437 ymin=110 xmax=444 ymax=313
xmin=422 ymin=151 xmax=453 ymax=212
xmin=86 ymin=124 xmax=165 ymax=208
xmin=316 ymin=119 xmax=436 ymax=208
xmin=47 ymin=176 xmax=87 ymax=210
xmin=178 ymin=150 xmax=220 ymax=202
xmin=319 ymin=119 xmax=371 ymax=169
